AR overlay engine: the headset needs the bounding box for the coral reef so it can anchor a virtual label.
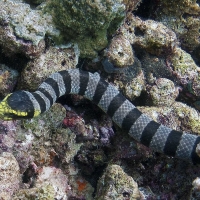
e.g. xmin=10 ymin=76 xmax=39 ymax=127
xmin=0 ymin=152 xmax=21 ymax=199
xmin=149 ymin=78 xmax=179 ymax=107
xmin=123 ymin=0 xmax=142 ymax=12
xmin=1 ymin=0 xmax=200 ymax=199
xmin=119 ymin=14 xmax=178 ymax=55
xmin=75 ymin=144 xmax=107 ymax=176
xmin=95 ymin=164 xmax=141 ymax=200
xmin=13 ymin=184 xmax=55 ymax=200
xmin=155 ymin=0 xmax=200 ymax=52
xmin=105 ymin=35 xmax=134 ymax=68
xmin=0 ymin=0 xmax=59 ymax=58
xmin=113 ymin=61 xmax=145 ymax=100
xmin=0 ymin=64 xmax=19 ymax=97
xmin=18 ymin=45 xmax=79 ymax=91
xmin=34 ymin=166 xmax=69 ymax=199
xmin=46 ymin=0 xmax=126 ymax=58
xmin=168 ymin=47 xmax=200 ymax=85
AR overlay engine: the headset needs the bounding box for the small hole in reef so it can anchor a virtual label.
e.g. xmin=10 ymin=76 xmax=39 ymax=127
xmin=118 ymin=52 xmax=124 ymax=57
xmin=123 ymin=192 xmax=130 ymax=198
xmin=134 ymin=27 xmax=145 ymax=36
xmin=61 ymin=59 xmax=66 ymax=66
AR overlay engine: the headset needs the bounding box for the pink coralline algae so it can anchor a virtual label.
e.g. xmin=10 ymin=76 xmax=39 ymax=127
xmin=0 ymin=152 xmax=21 ymax=199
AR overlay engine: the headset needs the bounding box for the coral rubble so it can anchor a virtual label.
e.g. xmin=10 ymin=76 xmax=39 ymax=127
xmin=95 ymin=164 xmax=141 ymax=200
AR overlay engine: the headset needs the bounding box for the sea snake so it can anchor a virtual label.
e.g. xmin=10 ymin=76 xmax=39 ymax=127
xmin=0 ymin=68 xmax=200 ymax=164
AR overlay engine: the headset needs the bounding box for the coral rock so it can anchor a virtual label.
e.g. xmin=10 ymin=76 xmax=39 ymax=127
xmin=46 ymin=0 xmax=126 ymax=58
xmin=106 ymin=35 xmax=134 ymax=68
xmin=0 ymin=152 xmax=20 ymax=199
xmin=18 ymin=46 xmax=79 ymax=91
xmin=95 ymin=164 xmax=141 ymax=200
xmin=120 ymin=14 xmax=177 ymax=55
xmin=0 ymin=64 xmax=19 ymax=97
xmin=150 ymin=78 xmax=179 ymax=107
xmin=0 ymin=0 xmax=59 ymax=58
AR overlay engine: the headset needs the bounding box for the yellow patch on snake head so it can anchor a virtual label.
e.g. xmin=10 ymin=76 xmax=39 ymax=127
xmin=0 ymin=91 xmax=37 ymax=120
xmin=0 ymin=94 xmax=28 ymax=120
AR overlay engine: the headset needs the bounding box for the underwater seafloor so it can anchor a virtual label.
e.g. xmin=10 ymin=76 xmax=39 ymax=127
xmin=1 ymin=0 xmax=200 ymax=199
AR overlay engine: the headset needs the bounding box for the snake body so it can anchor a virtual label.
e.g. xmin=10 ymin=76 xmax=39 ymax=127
xmin=0 ymin=69 xmax=200 ymax=164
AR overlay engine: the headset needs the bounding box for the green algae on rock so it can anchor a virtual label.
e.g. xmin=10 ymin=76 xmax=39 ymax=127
xmin=169 ymin=47 xmax=199 ymax=84
xmin=13 ymin=184 xmax=55 ymax=200
xmin=46 ymin=0 xmax=126 ymax=58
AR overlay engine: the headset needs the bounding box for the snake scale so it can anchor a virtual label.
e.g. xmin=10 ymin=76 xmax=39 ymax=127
xmin=0 ymin=68 xmax=200 ymax=164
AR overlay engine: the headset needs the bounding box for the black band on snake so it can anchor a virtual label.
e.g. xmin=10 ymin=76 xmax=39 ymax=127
xmin=0 ymin=69 xmax=200 ymax=164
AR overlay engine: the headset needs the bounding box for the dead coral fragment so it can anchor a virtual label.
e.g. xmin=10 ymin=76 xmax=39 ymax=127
xmin=120 ymin=14 xmax=177 ymax=55
xmin=95 ymin=164 xmax=141 ymax=200
xmin=150 ymin=78 xmax=179 ymax=107
xmin=106 ymin=35 xmax=134 ymax=68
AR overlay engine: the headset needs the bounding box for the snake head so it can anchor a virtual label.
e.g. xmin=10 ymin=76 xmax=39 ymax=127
xmin=0 ymin=91 xmax=35 ymax=120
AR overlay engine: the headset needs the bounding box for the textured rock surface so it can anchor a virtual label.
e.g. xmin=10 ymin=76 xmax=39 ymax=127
xmin=149 ymin=78 xmax=179 ymax=107
xmin=0 ymin=0 xmax=59 ymax=58
xmin=169 ymin=47 xmax=200 ymax=85
xmin=18 ymin=45 xmax=79 ymax=91
xmin=119 ymin=14 xmax=178 ymax=55
xmin=155 ymin=0 xmax=200 ymax=52
xmin=105 ymin=35 xmax=134 ymax=67
xmin=13 ymin=184 xmax=55 ymax=200
xmin=46 ymin=0 xmax=126 ymax=58
xmin=0 ymin=64 xmax=19 ymax=97
xmin=95 ymin=164 xmax=141 ymax=200
xmin=0 ymin=152 xmax=20 ymax=199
